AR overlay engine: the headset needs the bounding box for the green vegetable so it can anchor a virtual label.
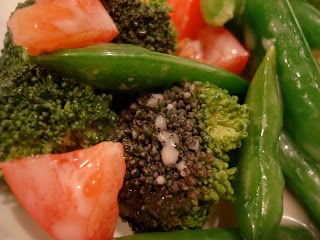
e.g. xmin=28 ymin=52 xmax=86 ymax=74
xmin=0 ymin=64 xmax=118 ymax=163
xmin=306 ymin=0 xmax=320 ymax=9
xmin=243 ymin=0 xmax=320 ymax=164
xmin=116 ymin=81 xmax=249 ymax=232
xmin=200 ymin=0 xmax=242 ymax=27
xmin=30 ymin=43 xmax=249 ymax=98
xmin=115 ymin=226 xmax=315 ymax=240
xmin=312 ymin=49 xmax=320 ymax=66
xmin=0 ymin=0 xmax=35 ymax=71
xmin=234 ymin=47 xmax=284 ymax=240
xmin=290 ymin=0 xmax=320 ymax=50
xmin=278 ymin=131 xmax=320 ymax=230
xmin=101 ymin=0 xmax=177 ymax=54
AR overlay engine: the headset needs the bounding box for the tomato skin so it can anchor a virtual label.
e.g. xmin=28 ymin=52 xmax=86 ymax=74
xmin=0 ymin=142 xmax=125 ymax=240
xmin=176 ymin=27 xmax=249 ymax=75
xmin=8 ymin=0 xmax=119 ymax=55
xmin=167 ymin=0 xmax=207 ymax=41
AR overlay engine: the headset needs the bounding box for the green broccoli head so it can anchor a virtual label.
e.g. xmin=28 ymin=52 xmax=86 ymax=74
xmin=200 ymin=82 xmax=249 ymax=161
xmin=116 ymin=81 xmax=249 ymax=232
xmin=0 ymin=65 xmax=118 ymax=162
xmin=101 ymin=0 xmax=177 ymax=54
xmin=0 ymin=0 xmax=36 ymax=71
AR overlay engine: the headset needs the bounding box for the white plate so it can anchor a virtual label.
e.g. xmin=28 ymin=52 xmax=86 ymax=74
xmin=0 ymin=1 xmax=319 ymax=239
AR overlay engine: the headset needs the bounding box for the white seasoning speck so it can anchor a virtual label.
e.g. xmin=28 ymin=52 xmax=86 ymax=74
xmin=176 ymin=160 xmax=186 ymax=171
xmin=156 ymin=176 xmax=165 ymax=185
xmin=155 ymin=115 xmax=167 ymax=130
xmin=167 ymin=103 xmax=174 ymax=110
xmin=147 ymin=94 xmax=163 ymax=108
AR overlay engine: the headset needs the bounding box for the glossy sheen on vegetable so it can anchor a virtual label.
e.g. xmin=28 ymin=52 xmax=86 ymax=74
xmin=278 ymin=131 xmax=320 ymax=230
xmin=243 ymin=0 xmax=320 ymax=164
xmin=234 ymin=47 xmax=284 ymax=240
xmin=290 ymin=0 xmax=320 ymax=50
xmin=30 ymin=43 xmax=249 ymax=97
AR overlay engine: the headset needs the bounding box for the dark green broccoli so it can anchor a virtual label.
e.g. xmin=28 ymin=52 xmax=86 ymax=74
xmin=116 ymin=81 xmax=249 ymax=232
xmin=0 ymin=0 xmax=120 ymax=163
xmin=0 ymin=64 xmax=118 ymax=162
xmin=0 ymin=0 xmax=35 ymax=71
xmin=101 ymin=0 xmax=177 ymax=54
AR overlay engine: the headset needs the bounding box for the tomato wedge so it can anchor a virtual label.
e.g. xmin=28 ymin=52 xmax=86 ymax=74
xmin=1 ymin=142 xmax=125 ymax=240
xmin=167 ymin=0 xmax=207 ymax=41
xmin=176 ymin=27 xmax=250 ymax=75
xmin=8 ymin=0 xmax=119 ymax=55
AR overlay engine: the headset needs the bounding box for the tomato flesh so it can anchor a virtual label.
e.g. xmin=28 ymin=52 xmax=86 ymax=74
xmin=8 ymin=0 xmax=119 ymax=55
xmin=167 ymin=0 xmax=207 ymax=41
xmin=1 ymin=142 xmax=125 ymax=240
xmin=176 ymin=27 xmax=250 ymax=75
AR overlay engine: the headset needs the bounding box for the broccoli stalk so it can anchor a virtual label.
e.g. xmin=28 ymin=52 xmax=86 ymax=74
xmin=101 ymin=0 xmax=177 ymax=54
xmin=116 ymin=81 xmax=249 ymax=232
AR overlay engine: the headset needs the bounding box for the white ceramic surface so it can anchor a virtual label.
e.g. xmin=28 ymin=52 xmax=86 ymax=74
xmin=0 ymin=1 xmax=319 ymax=239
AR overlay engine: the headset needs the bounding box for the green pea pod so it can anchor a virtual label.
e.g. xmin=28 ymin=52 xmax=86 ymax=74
xmin=278 ymin=131 xmax=320 ymax=230
xmin=234 ymin=47 xmax=284 ymax=240
xmin=306 ymin=0 xmax=320 ymax=9
xmin=29 ymin=43 xmax=248 ymax=98
xmin=271 ymin=226 xmax=315 ymax=240
xmin=312 ymin=50 xmax=320 ymax=65
xmin=200 ymin=0 xmax=242 ymax=27
xmin=290 ymin=0 xmax=320 ymax=49
xmin=243 ymin=0 xmax=320 ymax=164
xmin=115 ymin=226 xmax=314 ymax=240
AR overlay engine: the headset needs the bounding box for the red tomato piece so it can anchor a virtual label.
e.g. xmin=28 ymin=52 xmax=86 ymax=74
xmin=176 ymin=27 xmax=250 ymax=75
xmin=167 ymin=0 xmax=207 ymax=41
xmin=8 ymin=0 xmax=119 ymax=55
xmin=1 ymin=142 xmax=125 ymax=240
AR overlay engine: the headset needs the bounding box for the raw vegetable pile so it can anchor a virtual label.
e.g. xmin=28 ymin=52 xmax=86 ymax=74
xmin=0 ymin=0 xmax=320 ymax=240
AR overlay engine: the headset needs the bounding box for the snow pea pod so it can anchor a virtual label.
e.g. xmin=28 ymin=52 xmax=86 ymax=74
xmin=278 ymin=131 xmax=320 ymax=230
xmin=115 ymin=226 xmax=314 ymax=240
xmin=29 ymin=43 xmax=248 ymax=98
xmin=234 ymin=47 xmax=284 ymax=240
xmin=243 ymin=0 xmax=320 ymax=164
xmin=290 ymin=0 xmax=320 ymax=50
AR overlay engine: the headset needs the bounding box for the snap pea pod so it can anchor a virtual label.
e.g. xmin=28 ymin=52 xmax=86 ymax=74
xmin=278 ymin=131 xmax=320 ymax=230
xmin=115 ymin=226 xmax=315 ymax=240
xmin=200 ymin=0 xmax=242 ymax=27
xmin=243 ymin=0 xmax=320 ymax=164
xmin=29 ymin=43 xmax=248 ymax=98
xmin=306 ymin=0 xmax=320 ymax=9
xmin=234 ymin=47 xmax=284 ymax=240
xmin=290 ymin=0 xmax=320 ymax=49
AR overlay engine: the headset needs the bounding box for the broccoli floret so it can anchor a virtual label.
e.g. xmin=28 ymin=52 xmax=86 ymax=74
xmin=116 ymin=81 xmax=249 ymax=232
xmin=0 ymin=30 xmax=29 ymax=71
xmin=101 ymin=0 xmax=177 ymax=54
xmin=0 ymin=0 xmax=35 ymax=71
xmin=0 ymin=65 xmax=118 ymax=162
